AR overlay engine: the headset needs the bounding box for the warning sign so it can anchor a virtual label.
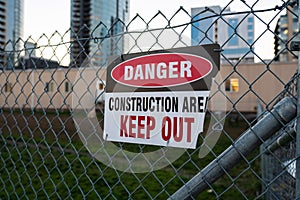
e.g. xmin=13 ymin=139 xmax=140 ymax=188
xmin=104 ymin=44 xmax=220 ymax=149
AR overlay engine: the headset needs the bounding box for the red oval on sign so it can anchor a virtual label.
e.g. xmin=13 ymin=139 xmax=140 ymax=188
xmin=111 ymin=53 xmax=212 ymax=88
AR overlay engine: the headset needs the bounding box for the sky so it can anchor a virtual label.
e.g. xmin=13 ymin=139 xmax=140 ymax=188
xmin=24 ymin=0 xmax=285 ymax=61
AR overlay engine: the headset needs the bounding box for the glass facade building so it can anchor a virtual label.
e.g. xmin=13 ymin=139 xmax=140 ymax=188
xmin=191 ymin=6 xmax=255 ymax=63
xmin=71 ymin=0 xmax=129 ymax=67
xmin=0 ymin=0 xmax=5 ymax=66
xmin=0 ymin=0 xmax=24 ymax=68
xmin=191 ymin=6 xmax=221 ymax=45
xmin=274 ymin=5 xmax=298 ymax=62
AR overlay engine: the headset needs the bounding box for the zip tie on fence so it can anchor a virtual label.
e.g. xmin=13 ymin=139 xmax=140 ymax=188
xmin=169 ymin=97 xmax=297 ymax=200
xmin=213 ymin=48 xmax=223 ymax=52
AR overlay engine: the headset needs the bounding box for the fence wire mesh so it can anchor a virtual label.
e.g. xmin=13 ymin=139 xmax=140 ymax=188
xmin=260 ymin=72 xmax=298 ymax=200
xmin=0 ymin=0 xmax=299 ymax=199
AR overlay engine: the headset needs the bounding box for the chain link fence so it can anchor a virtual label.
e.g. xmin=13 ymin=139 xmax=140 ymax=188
xmin=260 ymin=72 xmax=298 ymax=199
xmin=0 ymin=0 xmax=299 ymax=199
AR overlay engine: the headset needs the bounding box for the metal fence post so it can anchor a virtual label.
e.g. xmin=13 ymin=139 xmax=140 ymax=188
xmin=169 ymin=97 xmax=296 ymax=200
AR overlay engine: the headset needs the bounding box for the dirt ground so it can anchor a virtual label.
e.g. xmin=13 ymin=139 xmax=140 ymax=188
xmin=0 ymin=108 xmax=79 ymax=142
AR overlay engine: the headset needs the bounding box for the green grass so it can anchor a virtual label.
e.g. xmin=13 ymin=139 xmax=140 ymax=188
xmin=0 ymin=111 xmax=262 ymax=199
xmin=0 ymin=141 xmax=188 ymax=199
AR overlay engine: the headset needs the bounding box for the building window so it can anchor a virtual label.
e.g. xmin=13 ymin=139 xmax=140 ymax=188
xmin=248 ymin=17 xmax=254 ymax=23
xmin=65 ymin=81 xmax=72 ymax=93
xmin=125 ymin=0 xmax=129 ymax=13
xmin=228 ymin=18 xmax=239 ymax=46
xmin=225 ymin=78 xmax=239 ymax=92
xmin=247 ymin=38 xmax=253 ymax=44
xmin=4 ymin=82 xmax=13 ymax=93
xmin=214 ymin=21 xmax=218 ymax=42
xmin=248 ymin=29 xmax=254 ymax=44
xmin=248 ymin=31 xmax=253 ymax=37
xmin=45 ymin=81 xmax=54 ymax=93
xmin=98 ymin=82 xmax=104 ymax=90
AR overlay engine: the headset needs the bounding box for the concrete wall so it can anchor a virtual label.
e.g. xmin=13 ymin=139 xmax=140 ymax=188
xmin=0 ymin=62 xmax=296 ymax=112
xmin=0 ymin=67 xmax=106 ymax=110
xmin=219 ymin=62 xmax=297 ymax=112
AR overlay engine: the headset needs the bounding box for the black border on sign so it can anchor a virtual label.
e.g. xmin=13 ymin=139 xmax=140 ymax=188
xmin=106 ymin=44 xmax=220 ymax=93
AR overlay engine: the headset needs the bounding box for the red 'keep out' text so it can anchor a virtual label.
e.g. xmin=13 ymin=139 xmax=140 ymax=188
xmin=161 ymin=116 xmax=194 ymax=142
xmin=120 ymin=115 xmax=194 ymax=143
xmin=120 ymin=115 xmax=155 ymax=139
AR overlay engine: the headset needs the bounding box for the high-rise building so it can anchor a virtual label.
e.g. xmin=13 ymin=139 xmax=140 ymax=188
xmin=0 ymin=0 xmax=5 ymax=66
xmin=274 ymin=4 xmax=298 ymax=62
xmin=71 ymin=0 xmax=129 ymax=67
xmin=0 ymin=0 xmax=24 ymax=69
xmin=191 ymin=6 xmax=254 ymax=63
